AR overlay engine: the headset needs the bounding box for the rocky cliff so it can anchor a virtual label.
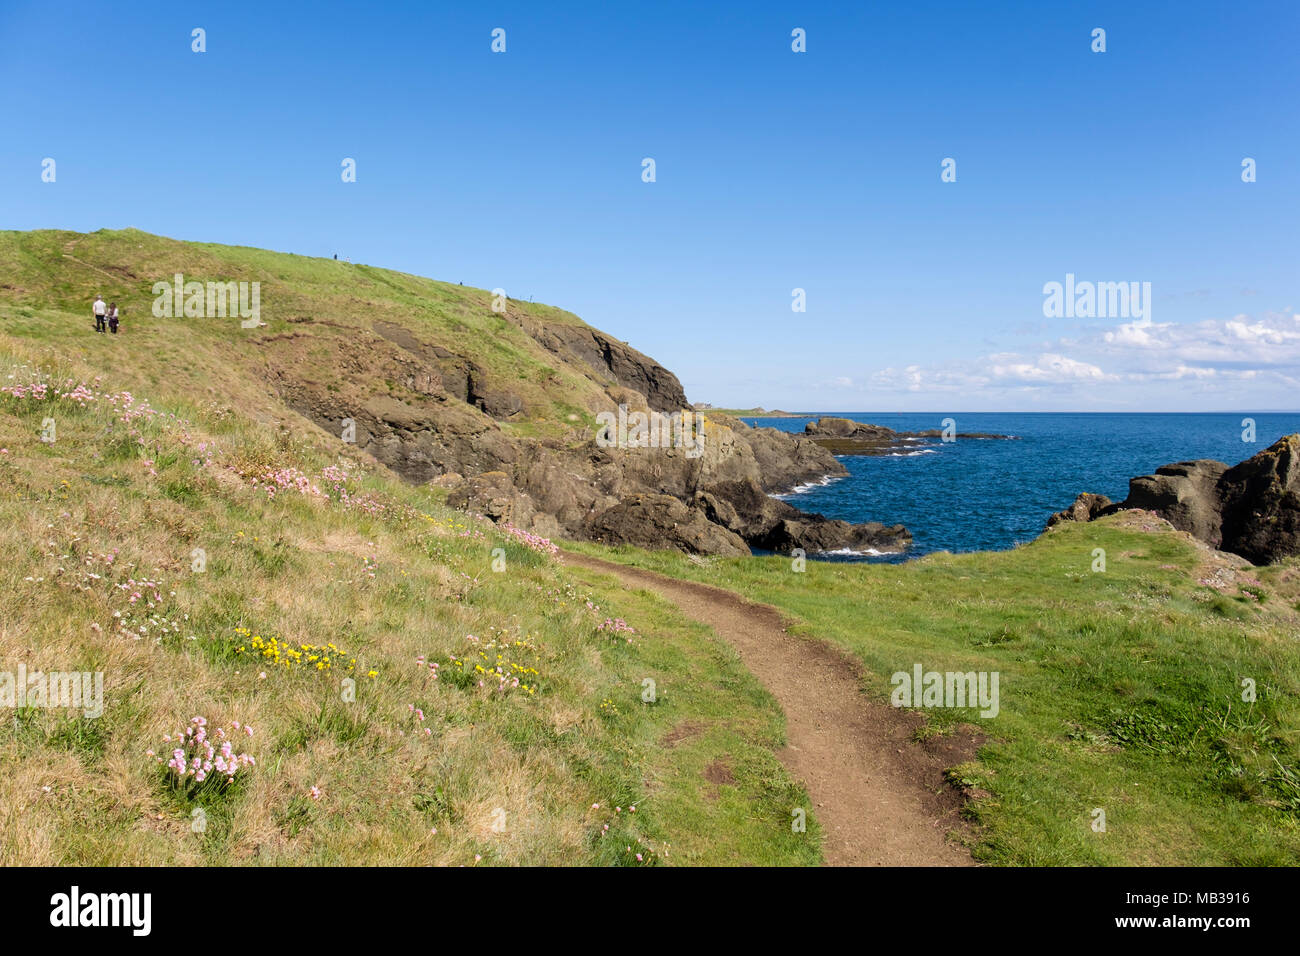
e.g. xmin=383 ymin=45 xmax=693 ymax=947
xmin=269 ymin=313 xmax=908 ymax=556
xmin=440 ymin=413 xmax=910 ymax=557
xmin=0 ymin=228 xmax=911 ymax=559
xmin=1047 ymin=435 xmax=1300 ymax=565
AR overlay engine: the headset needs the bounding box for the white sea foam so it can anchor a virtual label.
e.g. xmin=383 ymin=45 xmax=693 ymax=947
xmin=774 ymin=474 xmax=842 ymax=498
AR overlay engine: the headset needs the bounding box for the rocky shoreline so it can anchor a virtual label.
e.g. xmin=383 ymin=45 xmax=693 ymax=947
xmin=289 ymin=307 xmax=1300 ymax=568
xmin=442 ymin=412 xmax=912 ymax=558
xmin=271 ymin=318 xmax=914 ymax=558
xmin=270 ymin=308 xmax=1300 ymax=566
xmin=1048 ymin=434 xmax=1300 ymax=565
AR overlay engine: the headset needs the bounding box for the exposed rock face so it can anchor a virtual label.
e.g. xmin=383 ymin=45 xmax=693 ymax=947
xmin=1046 ymin=492 xmax=1114 ymax=527
xmin=444 ymin=423 xmax=910 ymax=557
xmin=804 ymin=417 xmax=1014 ymax=455
xmin=584 ymin=494 xmax=751 ymax=557
xmin=1218 ymin=435 xmax=1300 ymax=565
xmin=808 ymin=417 xmax=896 ymax=440
xmin=333 ymin=395 xmax=517 ymax=484
xmin=372 ymin=321 xmax=526 ymax=420
xmin=730 ymin=416 xmax=850 ymax=492
xmin=1046 ymin=435 xmax=1300 ymax=565
xmin=1123 ymin=460 xmax=1227 ymax=546
xmin=266 ymin=312 xmax=909 ymax=558
xmin=513 ymin=316 xmax=689 ymax=412
xmin=693 ymin=477 xmax=909 ymax=554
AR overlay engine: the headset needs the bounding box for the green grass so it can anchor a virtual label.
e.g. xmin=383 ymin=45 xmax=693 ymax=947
xmin=0 ymin=348 xmax=819 ymax=866
xmin=565 ymin=521 xmax=1300 ymax=865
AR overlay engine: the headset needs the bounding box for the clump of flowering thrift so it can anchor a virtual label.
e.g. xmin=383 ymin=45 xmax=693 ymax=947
xmin=596 ymin=617 xmax=636 ymax=641
xmin=152 ymin=716 xmax=255 ymax=787
xmin=251 ymin=467 xmax=322 ymax=499
xmin=1 ymin=377 xmax=163 ymax=424
xmin=502 ymin=525 xmax=559 ymax=556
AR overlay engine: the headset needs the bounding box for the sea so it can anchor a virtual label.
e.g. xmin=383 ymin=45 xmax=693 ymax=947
xmin=740 ymin=412 xmax=1300 ymax=562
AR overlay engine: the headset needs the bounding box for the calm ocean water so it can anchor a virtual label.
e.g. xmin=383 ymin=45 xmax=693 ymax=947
xmin=742 ymin=413 xmax=1300 ymax=561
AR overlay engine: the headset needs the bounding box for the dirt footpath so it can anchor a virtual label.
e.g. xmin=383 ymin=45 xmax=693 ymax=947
xmin=561 ymin=551 xmax=976 ymax=867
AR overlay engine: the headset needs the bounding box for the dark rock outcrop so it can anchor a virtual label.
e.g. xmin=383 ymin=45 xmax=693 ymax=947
xmin=1046 ymin=435 xmax=1300 ymax=565
xmin=729 ymin=416 xmax=850 ymax=492
xmin=1123 ymin=460 xmax=1227 ymax=546
xmin=515 ymin=318 xmax=689 ymax=412
xmin=804 ymin=417 xmax=1014 ymax=455
xmin=1218 ymin=435 xmax=1300 ymax=565
xmin=1046 ymin=492 xmax=1114 ymax=527
xmin=584 ymin=494 xmax=751 ymax=557
xmin=692 ymin=477 xmax=908 ymax=554
xmin=443 ymin=424 xmax=910 ymax=558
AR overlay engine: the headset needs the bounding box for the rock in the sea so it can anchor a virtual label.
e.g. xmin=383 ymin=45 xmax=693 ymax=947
xmin=806 ymin=417 xmax=896 ymax=440
xmin=1217 ymin=434 xmax=1300 ymax=565
xmin=803 ymin=416 xmax=1013 ymax=455
xmin=700 ymin=477 xmax=910 ymax=556
xmin=1048 ymin=435 xmax=1300 ymax=565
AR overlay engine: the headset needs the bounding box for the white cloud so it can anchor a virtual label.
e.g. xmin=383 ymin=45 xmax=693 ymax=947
xmin=988 ymin=353 xmax=1112 ymax=384
xmin=1102 ymin=311 xmax=1300 ymax=368
xmin=861 ymin=309 xmax=1300 ymax=409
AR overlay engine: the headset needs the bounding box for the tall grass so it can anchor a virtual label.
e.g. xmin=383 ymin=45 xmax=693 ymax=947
xmin=0 ymin=352 xmax=819 ymax=866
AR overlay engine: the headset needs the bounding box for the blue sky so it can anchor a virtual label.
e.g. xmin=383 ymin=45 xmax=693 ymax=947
xmin=2 ymin=0 xmax=1296 ymax=411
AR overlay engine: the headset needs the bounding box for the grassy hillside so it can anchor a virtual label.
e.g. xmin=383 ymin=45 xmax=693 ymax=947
xmin=0 ymin=228 xmax=627 ymax=441
xmin=568 ymin=520 xmax=1300 ymax=865
xmin=0 ymin=240 xmax=818 ymax=865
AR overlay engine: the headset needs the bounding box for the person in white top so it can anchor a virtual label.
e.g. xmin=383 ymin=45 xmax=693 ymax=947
xmin=93 ymin=294 xmax=107 ymax=333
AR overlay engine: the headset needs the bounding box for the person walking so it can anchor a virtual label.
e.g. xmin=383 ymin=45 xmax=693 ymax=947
xmin=93 ymin=294 xmax=107 ymax=333
xmin=108 ymin=303 xmax=120 ymax=334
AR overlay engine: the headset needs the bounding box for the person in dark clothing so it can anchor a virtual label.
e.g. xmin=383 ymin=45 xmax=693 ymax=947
xmin=108 ymin=304 xmax=120 ymax=334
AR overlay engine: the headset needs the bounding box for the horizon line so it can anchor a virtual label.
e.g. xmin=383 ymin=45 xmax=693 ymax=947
xmin=729 ymin=409 xmax=1300 ymax=416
